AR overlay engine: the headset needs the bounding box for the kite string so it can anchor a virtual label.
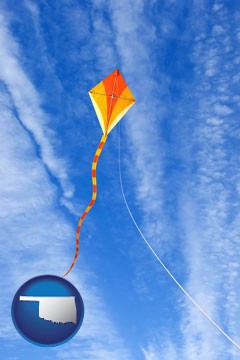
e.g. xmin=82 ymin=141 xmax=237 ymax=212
xmin=63 ymin=134 xmax=107 ymax=277
xmin=118 ymin=125 xmax=240 ymax=351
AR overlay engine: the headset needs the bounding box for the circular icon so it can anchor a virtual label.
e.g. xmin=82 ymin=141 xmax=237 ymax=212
xmin=12 ymin=275 xmax=84 ymax=346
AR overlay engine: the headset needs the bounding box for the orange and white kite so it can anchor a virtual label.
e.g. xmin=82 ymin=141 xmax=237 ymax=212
xmin=63 ymin=69 xmax=135 ymax=276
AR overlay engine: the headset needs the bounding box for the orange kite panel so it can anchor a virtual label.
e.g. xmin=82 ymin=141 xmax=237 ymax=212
xmin=89 ymin=69 xmax=135 ymax=135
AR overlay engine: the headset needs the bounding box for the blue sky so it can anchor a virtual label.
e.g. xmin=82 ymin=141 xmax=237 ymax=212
xmin=1 ymin=0 xmax=240 ymax=359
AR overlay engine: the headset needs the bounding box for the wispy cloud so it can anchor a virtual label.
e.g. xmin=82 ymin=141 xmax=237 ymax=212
xmin=0 ymin=9 xmax=73 ymax=199
xmin=141 ymin=337 xmax=178 ymax=360
xmin=177 ymin=2 xmax=240 ymax=358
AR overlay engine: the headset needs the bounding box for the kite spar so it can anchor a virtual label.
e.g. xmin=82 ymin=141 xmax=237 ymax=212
xmin=63 ymin=69 xmax=135 ymax=277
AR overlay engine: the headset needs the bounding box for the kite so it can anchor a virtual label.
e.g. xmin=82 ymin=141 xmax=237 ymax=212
xmin=63 ymin=69 xmax=135 ymax=277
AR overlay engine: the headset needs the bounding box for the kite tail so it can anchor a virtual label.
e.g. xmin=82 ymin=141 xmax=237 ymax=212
xmin=63 ymin=134 xmax=107 ymax=277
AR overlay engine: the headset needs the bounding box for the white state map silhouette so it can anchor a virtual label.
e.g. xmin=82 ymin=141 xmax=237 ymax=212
xmin=19 ymin=296 xmax=77 ymax=324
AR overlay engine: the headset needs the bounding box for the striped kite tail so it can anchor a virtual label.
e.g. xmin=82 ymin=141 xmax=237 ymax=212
xmin=63 ymin=134 xmax=108 ymax=277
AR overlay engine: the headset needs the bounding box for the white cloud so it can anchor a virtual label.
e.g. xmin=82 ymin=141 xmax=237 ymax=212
xmin=0 ymin=11 xmax=74 ymax=199
xmin=214 ymin=103 xmax=233 ymax=116
xmin=206 ymin=117 xmax=223 ymax=126
xmin=24 ymin=0 xmax=39 ymax=16
xmin=142 ymin=340 xmax=178 ymax=360
xmin=212 ymin=25 xmax=224 ymax=36
xmin=177 ymin=7 xmax=240 ymax=354
xmin=212 ymin=4 xmax=223 ymax=13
